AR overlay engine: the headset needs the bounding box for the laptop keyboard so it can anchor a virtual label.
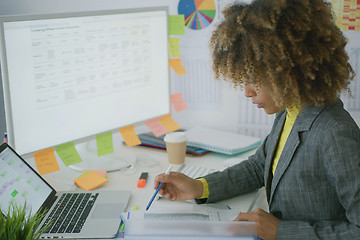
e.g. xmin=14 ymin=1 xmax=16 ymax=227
xmin=178 ymin=164 xmax=216 ymax=179
xmin=43 ymin=192 xmax=98 ymax=234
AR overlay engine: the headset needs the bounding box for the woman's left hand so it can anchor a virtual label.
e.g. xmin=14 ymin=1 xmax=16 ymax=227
xmin=234 ymin=208 xmax=280 ymax=240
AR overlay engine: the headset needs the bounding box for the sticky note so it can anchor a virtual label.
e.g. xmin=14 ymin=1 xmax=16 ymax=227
xmin=169 ymin=58 xmax=187 ymax=75
xmin=168 ymin=15 xmax=185 ymax=35
xmin=34 ymin=148 xmax=60 ymax=175
xmin=170 ymin=93 xmax=188 ymax=112
xmin=74 ymin=170 xmax=108 ymax=191
xmin=119 ymin=125 xmax=141 ymax=147
xmin=54 ymin=142 xmax=82 ymax=166
xmin=169 ymin=37 xmax=181 ymax=57
xmin=158 ymin=114 xmax=181 ymax=132
xmin=96 ymin=131 xmax=114 ymax=156
xmin=145 ymin=118 xmax=168 ymax=137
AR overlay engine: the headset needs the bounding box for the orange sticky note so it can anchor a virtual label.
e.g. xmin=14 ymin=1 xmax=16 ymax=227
xmin=74 ymin=171 xmax=108 ymax=191
xmin=34 ymin=148 xmax=60 ymax=176
xmin=170 ymin=93 xmax=188 ymax=112
xmin=119 ymin=125 xmax=141 ymax=147
xmin=158 ymin=114 xmax=181 ymax=132
xmin=169 ymin=58 xmax=187 ymax=75
xmin=145 ymin=118 xmax=168 ymax=137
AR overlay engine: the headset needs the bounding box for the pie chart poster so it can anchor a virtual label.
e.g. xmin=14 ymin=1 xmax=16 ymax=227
xmin=178 ymin=0 xmax=216 ymax=30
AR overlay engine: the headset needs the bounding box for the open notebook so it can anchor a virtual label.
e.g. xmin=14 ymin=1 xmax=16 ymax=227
xmin=185 ymin=126 xmax=262 ymax=155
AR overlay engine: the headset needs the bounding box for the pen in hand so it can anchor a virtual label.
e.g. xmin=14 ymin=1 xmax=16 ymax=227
xmin=145 ymin=165 xmax=172 ymax=211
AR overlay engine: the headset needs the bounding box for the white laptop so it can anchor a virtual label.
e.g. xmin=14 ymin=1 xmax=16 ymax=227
xmin=0 ymin=143 xmax=131 ymax=239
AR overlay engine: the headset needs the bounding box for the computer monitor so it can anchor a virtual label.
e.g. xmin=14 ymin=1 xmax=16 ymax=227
xmin=0 ymin=7 xmax=170 ymax=170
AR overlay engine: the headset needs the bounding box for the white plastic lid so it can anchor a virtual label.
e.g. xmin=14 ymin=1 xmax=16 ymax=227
xmin=164 ymin=132 xmax=187 ymax=143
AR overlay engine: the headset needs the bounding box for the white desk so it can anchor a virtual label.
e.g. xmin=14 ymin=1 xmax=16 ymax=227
xmin=23 ymin=134 xmax=268 ymax=213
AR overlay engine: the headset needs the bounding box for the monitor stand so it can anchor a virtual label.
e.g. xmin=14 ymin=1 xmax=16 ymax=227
xmin=68 ymin=140 xmax=135 ymax=172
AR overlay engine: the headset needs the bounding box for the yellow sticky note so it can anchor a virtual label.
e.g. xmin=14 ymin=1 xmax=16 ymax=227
xmin=34 ymin=148 xmax=60 ymax=176
xmin=74 ymin=171 xmax=108 ymax=191
xmin=169 ymin=37 xmax=181 ymax=57
xmin=158 ymin=114 xmax=181 ymax=132
xmin=96 ymin=131 xmax=114 ymax=156
xmin=54 ymin=142 xmax=82 ymax=166
xmin=169 ymin=58 xmax=187 ymax=75
xmin=169 ymin=15 xmax=185 ymax=35
xmin=119 ymin=125 xmax=141 ymax=147
xmin=145 ymin=118 xmax=168 ymax=137
xmin=170 ymin=93 xmax=188 ymax=112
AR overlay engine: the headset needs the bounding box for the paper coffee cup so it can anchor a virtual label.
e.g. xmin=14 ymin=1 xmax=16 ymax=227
xmin=164 ymin=132 xmax=187 ymax=165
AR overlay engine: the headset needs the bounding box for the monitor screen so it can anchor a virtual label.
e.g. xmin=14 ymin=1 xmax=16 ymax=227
xmin=0 ymin=7 xmax=170 ymax=155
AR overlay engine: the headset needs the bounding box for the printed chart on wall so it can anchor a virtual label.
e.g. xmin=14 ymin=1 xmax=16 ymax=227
xmin=178 ymin=0 xmax=216 ymax=30
xmin=331 ymin=0 xmax=360 ymax=113
xmin=331 ymin=0 xmax=360 ymax=31
xmin=171 ymin=0 xmax=222 ymax=111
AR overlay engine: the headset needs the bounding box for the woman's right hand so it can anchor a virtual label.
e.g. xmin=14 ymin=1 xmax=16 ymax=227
xmin=154 ymin=172 xmax=204 ymax=201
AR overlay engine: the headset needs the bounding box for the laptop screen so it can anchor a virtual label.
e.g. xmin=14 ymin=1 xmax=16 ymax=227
xmin=0 ymin=145 xmax=53 ymax=215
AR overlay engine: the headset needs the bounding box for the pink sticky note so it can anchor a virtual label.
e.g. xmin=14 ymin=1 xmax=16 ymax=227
xmin=145 ymin=118 xmax=168 ymax=137
xmin=170 ymin=93 xmax=188 ymax=112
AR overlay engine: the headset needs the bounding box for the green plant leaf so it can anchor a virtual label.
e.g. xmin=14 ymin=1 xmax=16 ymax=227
xmin=0 ymin=202 xmax=50 ymax=240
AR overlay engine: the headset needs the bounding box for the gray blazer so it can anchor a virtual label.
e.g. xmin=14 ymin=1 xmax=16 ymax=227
xmin=203 ymin=98 xmax=360 ymax=239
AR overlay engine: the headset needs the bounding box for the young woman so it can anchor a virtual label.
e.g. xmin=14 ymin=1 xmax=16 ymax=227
xmin=154 ymin=0 xmax=360 ymax=239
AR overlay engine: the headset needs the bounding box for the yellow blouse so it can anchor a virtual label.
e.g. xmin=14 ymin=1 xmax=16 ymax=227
xmin=197 ymin=107 xmax=300 ymax=199
xmin=272 ymin=107 xmax=299 ymax=174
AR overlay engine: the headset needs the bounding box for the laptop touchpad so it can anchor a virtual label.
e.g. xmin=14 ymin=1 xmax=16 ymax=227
xmin=91 ymin=204 xmax=123 ymax=219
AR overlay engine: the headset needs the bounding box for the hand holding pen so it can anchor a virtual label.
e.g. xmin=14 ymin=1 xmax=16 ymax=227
xmin=146 ymin=165 xmax=172 ymax=211
xmin=151 ymin=169 xmax=205 ymax=202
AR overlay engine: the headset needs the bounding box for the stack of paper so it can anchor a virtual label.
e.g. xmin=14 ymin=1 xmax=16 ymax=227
xmin=185 ymin=126 xmax=262 ymax=155
xmin=122 ymin=207 xmax=257 ymax=239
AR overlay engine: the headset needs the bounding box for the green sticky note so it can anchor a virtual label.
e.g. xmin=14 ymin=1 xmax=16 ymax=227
xmin=55 ymin=142 xmax=82 ymax=166
xmin=96 ymin=131 xmax=114 ymax=156
xmin=11 ymin=189 xmax=18 ymax=197
xmin=79 ymin=170 xmax=92 ymax=178
xmin=169 ymin=37 xmax=181 ymax=57
xmin=169 ymin=15 xmax=185 ymax=35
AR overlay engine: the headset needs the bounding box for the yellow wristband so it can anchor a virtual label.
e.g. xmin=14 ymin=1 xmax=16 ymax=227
xmin=197 ymin=178 xmax=209 ymax=199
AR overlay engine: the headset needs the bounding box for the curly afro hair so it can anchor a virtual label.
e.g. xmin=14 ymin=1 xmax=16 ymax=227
xmin=210 ymin=0 xmax=355 ymax=108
